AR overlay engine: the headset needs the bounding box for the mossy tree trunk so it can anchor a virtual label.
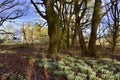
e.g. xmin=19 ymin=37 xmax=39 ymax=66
xmin=46 ymin=0 xmax=59 ymax=54
xmin=66 ymin=22 xmax=70 ymax=49
xmin=88 ymin=0 xmax=102 ymax=57
xmin=31 ymin=0 xmax=64 ymax=55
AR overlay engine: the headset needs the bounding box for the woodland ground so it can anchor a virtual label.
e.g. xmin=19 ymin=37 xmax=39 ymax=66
xmin=0 ymin=44 xmax=120 ymax=80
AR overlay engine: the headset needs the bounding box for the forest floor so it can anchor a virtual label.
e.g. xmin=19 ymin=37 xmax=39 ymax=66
xmin=0 ymin=44 xmax=120 ymax=80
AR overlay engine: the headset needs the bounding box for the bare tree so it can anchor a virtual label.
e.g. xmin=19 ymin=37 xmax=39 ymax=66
xmin=0 ymin=0 xmax=28 ymax=26
xmin=102 ymin=0 xmax=120 ymax=52
xmin=73 ymin=0 xmax=88 ymax=55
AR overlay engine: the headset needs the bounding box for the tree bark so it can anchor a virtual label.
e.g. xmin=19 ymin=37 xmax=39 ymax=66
xmin=46 ymin=0 xmax=58 ymax=54
xmin=66 ymin=23 xmax=70 ymax=49
xmin=71 ymin=28 xmax=77 ymax=49
xmin=88 ymin=0 xmax=102 ymax=57
xmin=111 ymin=0 xmax=119 ymax=52
xmin=78 ymin=25 xmax=88 ymax=56
xmin=74 ymin=0 xmax=88 ymax=55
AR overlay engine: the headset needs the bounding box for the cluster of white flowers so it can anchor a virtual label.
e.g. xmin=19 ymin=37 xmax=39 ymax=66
xmin=37 ymin=54 xmax=120 ymax=80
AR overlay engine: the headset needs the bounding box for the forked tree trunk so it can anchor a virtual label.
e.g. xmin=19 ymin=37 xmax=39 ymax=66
xmin=74 ymin=0 xmax=88 ymax=55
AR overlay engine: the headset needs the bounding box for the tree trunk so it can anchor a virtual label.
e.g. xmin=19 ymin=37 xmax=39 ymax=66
xmin=48 ymin=26 xmax=57 ymax=54
xmin=58 ymin=28 xmax=66 ymax=51
xmin=88 ymin=0 xmax=102 ymax=57
xmin=74 ymin=0 xmax=88 ymax=55
xmin=66 ymin=24 xmax=70 ymax=49
xmin=46 ymin=0 xmax=58 ymax=54
xmin=111 ymin=22 xmax=119 ymax=53
xmin=78 ymin=25 xmax=88 ymax=56
xmin=111 ymin=0 xmax=119 ymax=53
xmin=71 ymin=28 xmax=77 ymax=49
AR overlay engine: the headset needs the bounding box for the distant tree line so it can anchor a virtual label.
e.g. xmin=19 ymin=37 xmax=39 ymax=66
xmin=20 ymin=22 xmax=48 ymax=44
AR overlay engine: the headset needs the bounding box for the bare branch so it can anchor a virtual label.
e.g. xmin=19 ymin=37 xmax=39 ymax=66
xmin=0 ymin=0 xmax=28 ymax=26
xmin=30 ymin=0 xmax=47 ymax=20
